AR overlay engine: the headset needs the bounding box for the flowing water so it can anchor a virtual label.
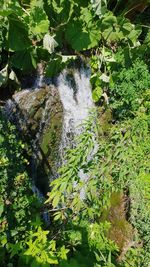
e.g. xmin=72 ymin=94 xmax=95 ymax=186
xmin=57 ymin=66 xmax=94 ymax=158
xmin=32 ymin=64 xmax=95 ymax=213
xmin=56 ymin=66 xmax=97 ymax=199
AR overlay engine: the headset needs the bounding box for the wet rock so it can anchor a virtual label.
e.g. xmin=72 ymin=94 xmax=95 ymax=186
xmin=4 ymin=85 xmax=63 ymax=180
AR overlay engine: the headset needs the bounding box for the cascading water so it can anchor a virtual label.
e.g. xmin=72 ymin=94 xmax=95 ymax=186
xmin=57 ymin=66 xmax=94 ymax=158
xmin=57 ymin=65 xmax=97 ymax=199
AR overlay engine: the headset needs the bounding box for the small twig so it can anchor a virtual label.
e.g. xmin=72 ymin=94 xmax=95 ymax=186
xmin=22 ymin=7 xmax=30 ymax=16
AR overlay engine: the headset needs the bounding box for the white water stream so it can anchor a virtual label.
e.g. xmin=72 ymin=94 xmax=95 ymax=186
xmin=57 ymin=66 xmax=94 ymax=156
xmin=57 ymin=66 xmax=97 ymax=199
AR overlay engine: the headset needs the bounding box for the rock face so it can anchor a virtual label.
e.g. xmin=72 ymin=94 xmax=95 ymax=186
xmin=5 ymin=85 xmax=63 ymax=186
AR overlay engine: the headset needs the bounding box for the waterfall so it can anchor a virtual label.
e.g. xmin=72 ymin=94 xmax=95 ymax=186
xmin=57 ymin=65 xmax=97 ymax=199
xmin=57 ymin=66 xmax=94 ymax=158
xmin=4 ymin=62 xmax=97 ymax=214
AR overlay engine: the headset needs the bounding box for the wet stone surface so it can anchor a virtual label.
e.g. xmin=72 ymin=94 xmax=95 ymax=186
xmin=5 ymin=85 xmax=63 ymax=180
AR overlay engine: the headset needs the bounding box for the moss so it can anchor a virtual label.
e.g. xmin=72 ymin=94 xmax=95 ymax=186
xmin=41 ymin=115 xmax=62 ymax=170
xmin=97 ymin=108 xmax=112 ymax=137
xmin=101 ymin=192 xmax=134 ymax=251
xmin=40 ymin=87 xmax=63 ymax=175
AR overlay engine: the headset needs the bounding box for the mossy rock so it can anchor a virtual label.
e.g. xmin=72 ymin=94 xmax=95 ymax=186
xmin=8 ymin=85 xmax=63 ymax=182
xmin=40 ymin=86 xmax=63 ymax=176
xmin=97 ymin=107 xmax=113 ymax=137
xmin=101 ymin=191 xmax=134 ymax=252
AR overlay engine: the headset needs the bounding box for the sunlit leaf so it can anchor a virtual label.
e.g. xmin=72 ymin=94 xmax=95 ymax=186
xmin=29 ymin=6 xmax=49 ymax=38
xmin=92 ymin=86 xmax=102 ymax=102
xmin=66 ymin=21 xmax=100 ymax=51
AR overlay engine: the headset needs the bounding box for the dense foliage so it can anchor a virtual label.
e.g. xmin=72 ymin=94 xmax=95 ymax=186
xmin=0 ymin=0 xmax=150 ymax=267
xmin=0 ymin=0 xmax=150 ymax=84
xmin=46 ymin=112 xmax=150 ymax=266
xmin=0 ymin=112 xmax=69 ymax=266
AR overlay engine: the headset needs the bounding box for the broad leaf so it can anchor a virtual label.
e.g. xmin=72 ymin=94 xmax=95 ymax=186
xmin=8 ymin=19 xmax=31 ymax=51
xmin=29 ymin=6 xmax=49 ymax=38
xmin=100 ymin=73 xmax=110 ymax=83
xmin=9 ymin=70 xmax=19 ymax=84
xmin=66 ymin=21 xmax=100 ymax=51
xmin=11 ymin=49 xmax=36 ymax=71
xmin=80 ymin=7 xmax=93 ymax=24
xmin=128 ymin=25 xmax=142 ymax=46
xmin=101 ymin=15 xmax=119 ymax=41
xmin=30 ymin=0 xmax=44 ymax=8
xmin=101 ymin=15 xmax=117 ymax=28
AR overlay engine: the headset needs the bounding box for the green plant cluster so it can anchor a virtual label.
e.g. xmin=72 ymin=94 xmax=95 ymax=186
xmin=46 ymin=111 xmax=150 ymax=266
xmin=0 ymin=111 xmax=69 ymax=267
xmin=1 ymin=109 xmax=149 ymax=266
xmin=1 ymin=0 xmax=150 ymax=86
xmin=109 ymin=59 xmax=150 ymax=118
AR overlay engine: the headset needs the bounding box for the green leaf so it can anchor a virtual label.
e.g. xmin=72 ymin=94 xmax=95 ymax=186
xmin=54 ymin=213 xmax=61 ymax=221
xmin=100 ymin=73 xmax=110 ymax=83
xmin=101 ymin=15 xmax=119 ymax=41
xmin=66 ymin=21 xmax=100 ymax=51
xmin=8 ymin=19 xmax=31 ymax=51
xmin=102 ymin=15 xmax=117 ymax=28
xmin=11 ymin=230 xmax=18 ymax=237
xmin=9 ymin=70 xmax=19 ymax=83
xmin=29 ymin=6 xmax=49 ymax=38
xmin=45 ymin=56 xmax=62 ymax=77
xmin=52 ymin=194 xmax=60 ymax=208
xmin=80 ymin=7 xmax=93 ymax=24
xmin=92 ymin=87 xmax=102 ymax=102
xmin=0 ymin=0 xmax=23 ymax=17
xmin=11 ymin=49 xmax=37 ymax=71
xmin=59 ymin=245 xmax=69 ymax=260
xmin=128 ymin=25 xmax=142 ymax=45
xmin=30 ymin=0 xmax=44 ymax=8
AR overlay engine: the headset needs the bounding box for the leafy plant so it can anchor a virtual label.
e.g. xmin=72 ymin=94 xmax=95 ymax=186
xmin=109 ymin=59 xmax=150 ymax=118
xmin=0 ymin=0 xmax=148 ymax=88
xmin=0 ymin=111 xmax=69 ymax=266
xmin=46 ymin=110 xmax=150 ymax=266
